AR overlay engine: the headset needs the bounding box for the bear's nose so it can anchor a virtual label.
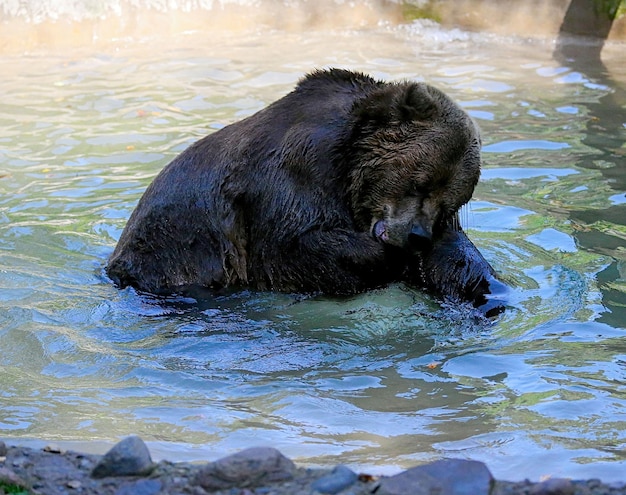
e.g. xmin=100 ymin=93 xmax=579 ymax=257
xmin=408 ymin=224 xmax=432 ymax=251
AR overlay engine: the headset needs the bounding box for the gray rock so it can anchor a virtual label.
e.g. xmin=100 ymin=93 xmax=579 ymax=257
xmin=43 ymin=443 xmax=62 ymax=454
xmin=33 ymin=452 xmax=83 ymax=483
xmin=311 ymin=465 xmax=358 ymax=494
xmin=377 ymin=458 xmax=493 ymax=495
xmin=0 ymin=466 xmax=28 ymax=489
xmin=193 ymin=447 xmax=295 ymax=491
xmin=529 ymin=477 xmax=575 ymax=495
xmin=91 ymin=436 xmax=154 ymax=479
xmin=115 ymin=478 xmax=163 ymax=495
xmin=0 ymin=440 xmax=7 ymax=457
xmin=67 ymin=480 xmax=82 ymax=489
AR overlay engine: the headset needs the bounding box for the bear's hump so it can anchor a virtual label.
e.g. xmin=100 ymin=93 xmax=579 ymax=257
xmin=296 ymin=68 xmax=380 ymax=93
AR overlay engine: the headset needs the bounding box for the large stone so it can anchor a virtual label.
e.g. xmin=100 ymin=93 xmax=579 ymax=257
xmin=377 ymin=458 xmax=494 ymax=495
xmin=529 ymin=478 xmax=575 ymax=495
xmin=91 ymin=436 xmax=154 ymax=479
xmin=32 ymin=451 xmax=83 ymax=484
xmin=193 ymin=447 xmax=295 ymax=491
xmin=115 ymin=478 xmax=163 ymax=495
xmin=311 ymin=465 xmax=358 ymax=494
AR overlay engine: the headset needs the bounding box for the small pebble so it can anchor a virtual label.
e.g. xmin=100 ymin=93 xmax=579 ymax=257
xmin=44 ymin=443 xmax=62 ymax=454
xmin=587 ymin=478 xmax=602 ymax=489
xmin=67 ymin=479 xmax=82 ymax=489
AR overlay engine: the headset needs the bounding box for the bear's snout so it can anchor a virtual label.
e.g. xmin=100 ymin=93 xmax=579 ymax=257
xmin=407 ymin=223 xmax=433 ymax=251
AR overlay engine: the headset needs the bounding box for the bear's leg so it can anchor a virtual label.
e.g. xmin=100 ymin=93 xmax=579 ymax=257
xmin=413 ymin=227 xmax=508 ymax=317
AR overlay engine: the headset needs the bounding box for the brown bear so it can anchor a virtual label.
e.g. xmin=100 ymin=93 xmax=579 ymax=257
xmin=107 ymin=68 xmax=506 ymax=314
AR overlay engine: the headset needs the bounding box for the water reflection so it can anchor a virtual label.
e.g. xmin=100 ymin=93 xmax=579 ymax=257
xmin=553 ymin=38 xmax=626 ymax=328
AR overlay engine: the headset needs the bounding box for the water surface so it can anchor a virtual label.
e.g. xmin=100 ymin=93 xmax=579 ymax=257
xmin=1 ymin=20 xmax=626 ymax=481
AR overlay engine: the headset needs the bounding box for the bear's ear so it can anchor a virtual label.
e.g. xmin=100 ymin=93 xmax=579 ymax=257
xmin=353 ymin=83 xmax=438 ymax=128
xmin=394 ymin=83 xmax=438 ymax=123
xmin=353 ymin=88 xmax=397 ymax=127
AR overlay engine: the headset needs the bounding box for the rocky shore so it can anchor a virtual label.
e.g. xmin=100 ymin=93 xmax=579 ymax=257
xmin=1 ymin=436 xmax=626 ymax=495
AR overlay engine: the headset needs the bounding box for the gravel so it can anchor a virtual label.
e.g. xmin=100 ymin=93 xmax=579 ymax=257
xmin=1 ymin=436 xmax=625 ymax=495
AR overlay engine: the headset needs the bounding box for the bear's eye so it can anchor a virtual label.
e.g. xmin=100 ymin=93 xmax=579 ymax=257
xmin=436 ymin=210 xmax=457 ymax=230
xmin=407 ymin=186 xmax=428 ymax=199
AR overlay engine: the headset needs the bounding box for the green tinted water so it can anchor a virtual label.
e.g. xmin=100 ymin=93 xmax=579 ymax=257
xmin=1 ymin=24 xmax=625 ymax=481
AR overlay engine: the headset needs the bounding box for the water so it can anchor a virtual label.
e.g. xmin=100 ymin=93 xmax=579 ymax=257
xmin=1 ymin=15 xmax=626 ymax=482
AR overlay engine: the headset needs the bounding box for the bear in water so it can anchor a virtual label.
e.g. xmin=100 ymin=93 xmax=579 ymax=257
xmin=107 ymin=68 xmax=506 ymax=315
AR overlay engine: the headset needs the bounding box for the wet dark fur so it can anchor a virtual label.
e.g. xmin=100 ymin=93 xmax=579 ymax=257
xmin=107 ymin=69 xmax=503 ymax=310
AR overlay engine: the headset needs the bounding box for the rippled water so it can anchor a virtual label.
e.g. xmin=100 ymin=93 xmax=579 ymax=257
xmin=1 ymin=21 xmax=626 ymax=482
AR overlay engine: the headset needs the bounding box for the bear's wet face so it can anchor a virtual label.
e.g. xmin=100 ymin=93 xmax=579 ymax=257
xmin=365 ymin=131 xmax=481 ymax=252
xmin=350 ymin=81 xmax=481 ymax=252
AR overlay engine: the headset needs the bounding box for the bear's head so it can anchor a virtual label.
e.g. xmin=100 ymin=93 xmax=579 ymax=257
xmin=349 ymin=81 xmax=481 ymax=252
